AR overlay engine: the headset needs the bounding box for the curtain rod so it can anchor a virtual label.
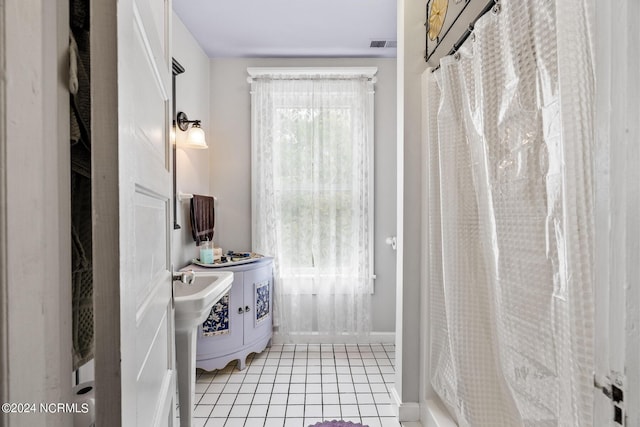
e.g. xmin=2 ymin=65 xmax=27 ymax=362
xmin=247 ymin=66 xmax=378 ymax=82
xmin=247 ymin=76 xmax=377 ymax=83
xmin=430 ymin=0 xmax=501 ymax=73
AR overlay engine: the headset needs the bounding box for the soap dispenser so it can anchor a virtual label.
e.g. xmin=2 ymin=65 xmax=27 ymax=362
xmin=199 ymin=237 xmax=214 ymax=264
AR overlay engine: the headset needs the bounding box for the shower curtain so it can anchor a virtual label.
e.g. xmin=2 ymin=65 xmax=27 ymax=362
xmin=425 ymin=1 xmax=595 ymax=426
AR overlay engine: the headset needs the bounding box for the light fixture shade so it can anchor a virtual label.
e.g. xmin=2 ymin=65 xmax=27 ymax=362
xmin=176 ymin=111 xmax=209 ymax=149
xmin=183 ymin=126 xmax=208 ymax=149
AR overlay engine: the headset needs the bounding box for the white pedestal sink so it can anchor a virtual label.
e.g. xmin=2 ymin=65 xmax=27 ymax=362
xmin=174 ymin=270 xmax=233 ymax=427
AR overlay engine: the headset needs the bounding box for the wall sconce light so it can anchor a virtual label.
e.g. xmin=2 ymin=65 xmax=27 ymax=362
xmin=176 ymin=111 xmax=208 ymax=149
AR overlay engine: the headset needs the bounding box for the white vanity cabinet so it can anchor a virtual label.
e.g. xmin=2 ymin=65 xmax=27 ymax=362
xmin=184 ymin=257 xmax=273 ymax=371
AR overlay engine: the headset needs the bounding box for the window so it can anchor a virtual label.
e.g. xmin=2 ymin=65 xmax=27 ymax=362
xmin=249 ymin=67 xmax=376 ymax=336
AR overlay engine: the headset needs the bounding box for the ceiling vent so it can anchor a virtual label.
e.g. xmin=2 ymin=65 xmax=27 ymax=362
xmin=370 ymin=40 xmax=397 ymax=48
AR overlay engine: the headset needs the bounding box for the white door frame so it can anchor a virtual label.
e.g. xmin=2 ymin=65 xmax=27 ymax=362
xmin=91 ymin=0 xmax=123 ymax=424
xmin=0 ymin=1 xmax=8 ymax=422
xmin=1 ymin=1 xmax=72 ymax=426
xmin=593 ymin=1 xmax=640 ymax=426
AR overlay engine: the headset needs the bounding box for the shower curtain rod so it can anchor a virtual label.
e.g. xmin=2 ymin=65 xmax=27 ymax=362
xmin=430 ymin=0 xmax=500 ymax=72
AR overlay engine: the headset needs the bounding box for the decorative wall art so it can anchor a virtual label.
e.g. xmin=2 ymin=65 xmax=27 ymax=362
xmin=425 ymin=0 xmax=496 ymax=67
xmin=202 ymin=292 xmax=230 ymax=336
xmin=255 ymin=280 xmax=270 ymax=325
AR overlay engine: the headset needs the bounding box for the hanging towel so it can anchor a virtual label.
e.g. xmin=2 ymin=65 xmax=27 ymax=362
xmin=190 ymin=195 xmax=215 ymax=245
xmin=70 ymin=0 xmax=94 ymax=371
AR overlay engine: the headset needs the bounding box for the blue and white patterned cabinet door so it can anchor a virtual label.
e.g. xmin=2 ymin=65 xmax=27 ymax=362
xmin=202 ymin=291 xmax=231 ymax=336
xmin=255 ymin=280 xmax=270 ymax=325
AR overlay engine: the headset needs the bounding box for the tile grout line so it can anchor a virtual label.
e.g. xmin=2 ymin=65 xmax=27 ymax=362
xmin=192 ymin=343 xmax=398 ymax=427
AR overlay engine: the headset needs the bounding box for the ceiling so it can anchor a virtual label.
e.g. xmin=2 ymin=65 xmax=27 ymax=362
xmin=173 ymin=0 xmax=397 ymax=58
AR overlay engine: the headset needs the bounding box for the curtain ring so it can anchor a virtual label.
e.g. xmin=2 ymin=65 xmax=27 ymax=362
xmin=492 ymin=3 xmax=501 ymax=14
xmin=468 ymin=24 xmax=476 ymax=42
xmin=454 ymin=52 xmax=461 ymax=61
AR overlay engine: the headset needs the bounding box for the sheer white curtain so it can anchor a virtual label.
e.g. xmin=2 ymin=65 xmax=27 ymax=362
xmin=426 ymin=0 xmax=594 ymax=426
xmin=250 ymin=70 xmax=375 ymax=341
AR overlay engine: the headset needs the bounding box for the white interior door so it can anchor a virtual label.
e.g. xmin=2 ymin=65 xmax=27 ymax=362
xmin=119 ymin=0 xmax=175 ymax=425
xmin=93 ymin=0 xmax=175 ymax=425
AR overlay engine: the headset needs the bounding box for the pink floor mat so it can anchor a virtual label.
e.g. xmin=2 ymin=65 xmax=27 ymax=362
xmin=308 ymin=421 xmax=368 ymax=427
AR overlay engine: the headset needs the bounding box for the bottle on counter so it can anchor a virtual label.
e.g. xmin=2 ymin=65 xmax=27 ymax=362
xmin=199 ymin=237 xmax=214 ymax=264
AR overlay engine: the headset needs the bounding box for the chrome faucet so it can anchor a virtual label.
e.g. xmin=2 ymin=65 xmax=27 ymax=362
xmin=173 ymin=269 xmax=196 ymax=285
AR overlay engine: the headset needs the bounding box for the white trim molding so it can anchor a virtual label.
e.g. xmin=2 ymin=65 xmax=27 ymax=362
xmin=391 ymin=385 xmax=421 ymax=422
xmin=272 ymin=332 xmax=396 ymax=345
xmin=2 ymin=1 xmax=72 ymax=426
xmin=421 ymin=400 xmax=458 ymax=427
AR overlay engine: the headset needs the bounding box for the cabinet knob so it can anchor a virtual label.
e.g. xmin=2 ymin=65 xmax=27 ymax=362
xmin=244 ymin=305 xmax=251 ymax=313
xmin=237 ymin=307 xmax=244 ymax=314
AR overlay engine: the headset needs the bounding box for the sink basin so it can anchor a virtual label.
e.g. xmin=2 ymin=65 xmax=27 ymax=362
xmin=173 ymin=270 xmax=233 ymax=331
xmin=173 ymin=270 xmax=233 ymax=427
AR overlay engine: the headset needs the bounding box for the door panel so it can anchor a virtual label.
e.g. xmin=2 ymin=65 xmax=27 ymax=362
xmin=133 ymin=190 xmax=170 ymax=309
xmin=131 ymin=13 xmax=170 ymax=169
xmin=243 ymin=265 xmax=272 ymax=345
xmin=136 ymin=305 xmax=172 ymax=426
xmin=141 ymin=0 xmax=170 ymax=62
xmin=197 ymin=273 xmax=245 ymax=359
xmin=136 ymin=283 xmax=172 ymax=369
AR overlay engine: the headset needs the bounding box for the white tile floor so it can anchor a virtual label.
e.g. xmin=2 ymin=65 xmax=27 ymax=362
xmin=186 ymin=343 xmax=400 ymax=427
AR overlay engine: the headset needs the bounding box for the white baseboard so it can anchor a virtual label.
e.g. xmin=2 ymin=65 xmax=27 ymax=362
xmin=421 ymin=399 xmax=457 ymax=427
xmin=390 ymin=386 xmax=421 ymax=422
xmin=272 ymin=331 xmax=395 ymax=345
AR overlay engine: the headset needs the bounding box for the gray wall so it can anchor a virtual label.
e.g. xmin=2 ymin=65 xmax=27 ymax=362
xmin=208 ymin=58 xmax=397 ymax=333
xmin=395 ymin=0 xmax=428 ymax=411
xmin=172 ymin=14 xmax=211 ymax=269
